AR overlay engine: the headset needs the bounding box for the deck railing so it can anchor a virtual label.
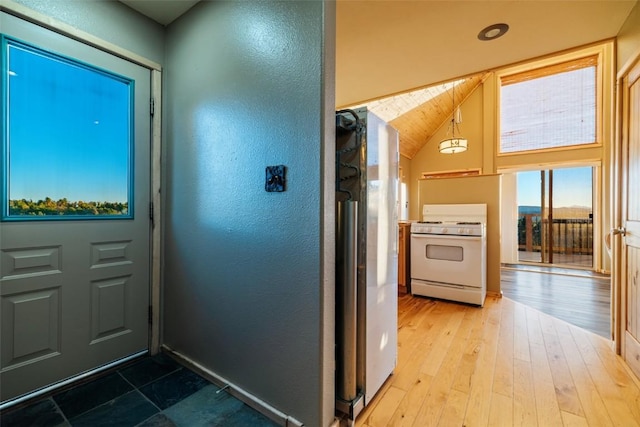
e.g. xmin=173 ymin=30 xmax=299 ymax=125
xmin=518 ymin=213 xmax=593 ymax=255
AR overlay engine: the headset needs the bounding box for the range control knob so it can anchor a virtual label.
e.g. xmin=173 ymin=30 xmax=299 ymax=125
xmin=441 ymin=227 xmax=448 ymax=234
xmin=458 ymin=228 xmax=466 ymax=235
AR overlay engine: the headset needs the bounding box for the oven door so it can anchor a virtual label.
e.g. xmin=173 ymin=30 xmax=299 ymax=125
xmin=410 ymin=233 xmax=485 ymax=288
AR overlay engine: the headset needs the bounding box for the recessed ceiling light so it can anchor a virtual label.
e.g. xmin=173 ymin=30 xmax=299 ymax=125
xmin=478 ymin=23 xmax=509 ymax=41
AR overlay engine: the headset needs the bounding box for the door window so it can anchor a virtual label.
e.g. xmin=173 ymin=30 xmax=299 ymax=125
xmin=2 ymin=36 xmax=133 ymax=220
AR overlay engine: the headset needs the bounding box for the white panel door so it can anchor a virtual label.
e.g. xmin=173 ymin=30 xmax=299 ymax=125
xmin=0 ymin=13 xmax=151 ymax=402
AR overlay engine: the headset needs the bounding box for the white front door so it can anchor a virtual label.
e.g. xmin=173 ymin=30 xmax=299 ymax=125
xmin=0 ymin=13 xmax=151 ymax=402
xmin=620 ymin=55 xmax=640 ymax=379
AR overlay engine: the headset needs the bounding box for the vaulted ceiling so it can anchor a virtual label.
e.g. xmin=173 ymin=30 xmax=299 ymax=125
xmin=336 ymin=1 xmax=636 ymax=159
xmin=119 ymin=0 xmax=638 ymax=158
xmin=348 ymin=73 xmax=488 ymax=158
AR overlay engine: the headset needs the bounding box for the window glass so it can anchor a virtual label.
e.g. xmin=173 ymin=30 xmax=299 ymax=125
xmin=2 ymin=37 xmax=133 ymax=219
xmin=426 ymin=245 xmax=464 ymax=262
xmin=499 ymin=56 xmax=597 ymax=154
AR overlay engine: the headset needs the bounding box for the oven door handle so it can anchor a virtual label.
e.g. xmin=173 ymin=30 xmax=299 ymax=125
xmin=410 ymin=234 xmax=483 ymax=241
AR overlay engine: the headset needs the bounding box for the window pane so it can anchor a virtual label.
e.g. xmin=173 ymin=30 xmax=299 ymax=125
xmin=516 ymin=167 xmax=593 ymax=268
xmin=2 ymin=38 xmax=133 ymax=219
xmin=500 ymin=65 xmax=596 ymax=153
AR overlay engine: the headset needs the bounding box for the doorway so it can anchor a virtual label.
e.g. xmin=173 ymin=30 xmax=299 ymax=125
xmin=517 ymin=166 xmax=594 ymax=269
xmin=0 ymin=13 xmax=152 ymax=403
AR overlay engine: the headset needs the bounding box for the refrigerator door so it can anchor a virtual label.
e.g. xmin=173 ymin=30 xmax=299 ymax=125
xmin=335 ymin=108 xmax=399 ymax=415
xmin=363 ymin=110 xmax=399 ymax=402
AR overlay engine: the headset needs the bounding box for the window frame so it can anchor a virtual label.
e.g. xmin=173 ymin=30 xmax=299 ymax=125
xmin=1 ymin=34 xmax=136 ymax=221
xmin=496 ymin=45 xmax=605 ymax=157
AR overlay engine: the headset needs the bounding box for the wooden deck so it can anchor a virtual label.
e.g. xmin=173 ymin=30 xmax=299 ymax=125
xmin=355 ymin=293 xmax=640 ymax=427
xmin=518 ymin=250 xmax=593 ymax=268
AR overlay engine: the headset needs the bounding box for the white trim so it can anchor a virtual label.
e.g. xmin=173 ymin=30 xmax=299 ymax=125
xmin=613 ymin=67 xmax=625 ymax=354
xmin=162 ymin=346 xmax=305 ymax=427
xmin=497 ymin=162 xmax=602 ymax=273
xmin=0 ymin=0 xmax=161 ymax=71
xmin=150 ymin=69 xmax=162 ymax=354
xmin=593 ymin=163 xmax=603 ymax=273
xmin=496 ymin=159 xmax=602 ymax=174
xmin=1 ymin=0 xmax=163 ymax=361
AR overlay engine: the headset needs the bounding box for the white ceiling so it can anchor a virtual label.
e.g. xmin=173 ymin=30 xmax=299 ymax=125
xmin=119 ymin=0 xmax=638 ymax=106
xmin=119 ymin=0 xmax=199 ymax=26
xmin=336 ymin=0 xmax=637 ymax=107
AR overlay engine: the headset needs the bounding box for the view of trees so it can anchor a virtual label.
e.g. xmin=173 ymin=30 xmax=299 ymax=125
xmin=9 ymin=197 xmax=128 ymax=216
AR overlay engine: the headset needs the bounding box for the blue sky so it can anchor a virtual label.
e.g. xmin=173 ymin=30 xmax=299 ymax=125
xmin=517 ymin=167 xmax=592 ymax=208
xmin=7 ymin=41 xmax=131 ymax=203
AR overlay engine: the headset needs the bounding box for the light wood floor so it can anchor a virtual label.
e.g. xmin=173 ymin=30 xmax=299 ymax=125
xmin=500 ymin=266 xmax=611 ymax=338
xmin=356 ymin=293 xmax=640 ymax=427
xmin=517 ymin=251 xmax=593 ymax=268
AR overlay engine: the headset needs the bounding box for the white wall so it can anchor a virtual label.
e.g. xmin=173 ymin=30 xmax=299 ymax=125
xmin=500 ymin=173 xmax=518 ymax=264
xmin=162 ymin=2 xmax=335 ymax=426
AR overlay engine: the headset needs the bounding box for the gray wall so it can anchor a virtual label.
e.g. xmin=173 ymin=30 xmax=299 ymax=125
xmin=9 ymin=0 xmax=165 ymax=65
xmin=162 ymin=2 xmax=335 ymax=426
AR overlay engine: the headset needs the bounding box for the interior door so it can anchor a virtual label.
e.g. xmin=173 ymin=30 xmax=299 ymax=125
xmin=0 ymin=14 xmax=151 ymax=401
xmin=621 ymin=56 xmax=640 ymax=379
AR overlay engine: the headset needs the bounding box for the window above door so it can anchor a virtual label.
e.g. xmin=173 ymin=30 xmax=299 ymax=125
xmin=496 ymin=43 xmax=609 ymax=157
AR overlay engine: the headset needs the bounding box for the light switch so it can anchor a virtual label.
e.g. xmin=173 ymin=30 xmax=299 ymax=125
xmin=265 ymin=165 xmax=286 ymax=192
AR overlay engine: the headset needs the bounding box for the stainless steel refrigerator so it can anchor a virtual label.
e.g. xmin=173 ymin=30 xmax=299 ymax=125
xmin=335 ymin=107 xmax=398 ymax=420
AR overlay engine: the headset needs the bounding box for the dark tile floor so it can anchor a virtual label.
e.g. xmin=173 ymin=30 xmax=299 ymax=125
xmin=0 ymin=353 xmax=279 ymax=427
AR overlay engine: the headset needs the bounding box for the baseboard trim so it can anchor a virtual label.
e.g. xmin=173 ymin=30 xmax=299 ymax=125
xmin=161 ymin=345 xmax=304 ymax=427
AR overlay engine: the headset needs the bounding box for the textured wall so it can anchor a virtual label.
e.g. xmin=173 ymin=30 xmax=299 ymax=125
xmin=9 ymin=0 xmax=165 ymax=64
xmin=163 ymin=2 xmax=334 ymax=425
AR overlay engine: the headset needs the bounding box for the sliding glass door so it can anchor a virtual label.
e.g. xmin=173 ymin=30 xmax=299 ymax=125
xmin=517 ymin=167 xmax=593 ymax=268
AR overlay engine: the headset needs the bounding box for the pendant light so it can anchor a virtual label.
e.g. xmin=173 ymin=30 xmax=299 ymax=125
xmin=438 ymin=83 xmax=468 ymax=154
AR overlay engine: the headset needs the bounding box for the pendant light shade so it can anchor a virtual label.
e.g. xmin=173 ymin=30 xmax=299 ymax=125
xmin=438 ymin=84 xmax=468 ymax=154
xmin=438 ymin=137 xmax=468 ymax=154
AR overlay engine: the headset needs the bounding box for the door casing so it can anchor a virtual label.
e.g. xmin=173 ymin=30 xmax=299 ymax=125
xmin=615 ymin=51 xmax=640 ymax=375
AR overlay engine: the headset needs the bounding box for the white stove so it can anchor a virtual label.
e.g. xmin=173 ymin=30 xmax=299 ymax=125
xmin=410 ymin=204 xmax=487 ymax=306
xmin=410 ymin=221 xmax=484 ymax=237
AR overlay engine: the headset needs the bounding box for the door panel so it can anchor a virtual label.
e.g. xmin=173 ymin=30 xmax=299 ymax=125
xmin=0 ymin=13 xmax=150 ymax=401
xmin=622 ymin=57 xmax=640 ymax=379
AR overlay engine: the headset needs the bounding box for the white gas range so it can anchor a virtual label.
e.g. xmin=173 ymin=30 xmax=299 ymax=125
xmin=410 ymin=204 xmax=487 ymax=306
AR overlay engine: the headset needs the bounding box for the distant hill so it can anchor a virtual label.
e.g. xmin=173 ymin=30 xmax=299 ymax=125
xmin=518 ymin=205 xmax=592 ymax=219
xmin=519 ymin=205 xmax=541 ymax=215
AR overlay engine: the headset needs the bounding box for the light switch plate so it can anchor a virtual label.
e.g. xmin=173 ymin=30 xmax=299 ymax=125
xmin=265 ymin=165 xmax=286 ymax=192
